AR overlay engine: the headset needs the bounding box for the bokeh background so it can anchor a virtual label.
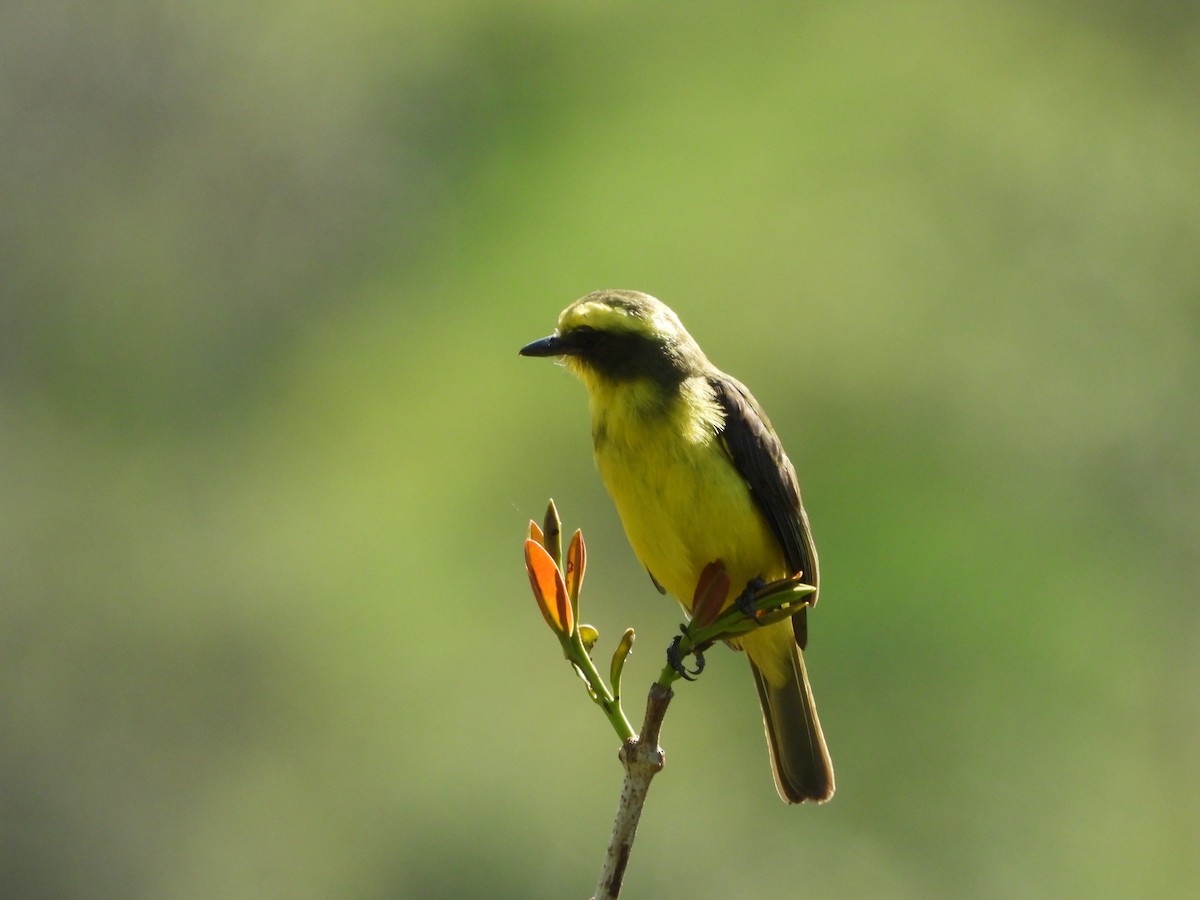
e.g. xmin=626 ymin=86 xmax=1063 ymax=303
xmin=3 ymin=1 xmax=1198 ymax=897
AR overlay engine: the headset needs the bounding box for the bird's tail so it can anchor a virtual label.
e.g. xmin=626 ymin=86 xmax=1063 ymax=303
xmin=750 ymin=640 xmax=835 ymax=803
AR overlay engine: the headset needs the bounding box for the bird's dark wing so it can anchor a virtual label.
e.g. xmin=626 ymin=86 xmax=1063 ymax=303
xmin=709 ymin=373 xmax=819 ymax=648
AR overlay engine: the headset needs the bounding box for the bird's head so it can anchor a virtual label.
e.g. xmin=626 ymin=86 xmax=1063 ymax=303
xmin=519 ymin=290 xmax=707 ymax=393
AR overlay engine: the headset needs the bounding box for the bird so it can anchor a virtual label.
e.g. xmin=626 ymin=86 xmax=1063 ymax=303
xmin=519 ymin=289 xmax=833 ymax=803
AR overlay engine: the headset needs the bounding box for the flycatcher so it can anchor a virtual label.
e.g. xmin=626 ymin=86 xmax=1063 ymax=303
xmin=520 ymin=289 xmax=833 ymax=803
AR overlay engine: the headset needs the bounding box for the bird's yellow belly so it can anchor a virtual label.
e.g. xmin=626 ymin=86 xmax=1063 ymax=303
xmin=594 ymin=413 xmax=786 ymax=612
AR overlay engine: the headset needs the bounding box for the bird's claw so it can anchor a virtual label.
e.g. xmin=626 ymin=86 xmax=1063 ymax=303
xmin=667 ymin=628 xmax=706 ymax=681
xmin=734 ymin=577 xmax=768 ymax=623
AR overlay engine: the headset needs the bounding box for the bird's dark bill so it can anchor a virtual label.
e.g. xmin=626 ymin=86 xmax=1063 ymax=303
xmin=519 ymin=335 xmax=564 ymax=357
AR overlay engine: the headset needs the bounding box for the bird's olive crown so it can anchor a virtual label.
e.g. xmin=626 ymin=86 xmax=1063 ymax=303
xmin=556 ymin=290 xmax=707 ymax=386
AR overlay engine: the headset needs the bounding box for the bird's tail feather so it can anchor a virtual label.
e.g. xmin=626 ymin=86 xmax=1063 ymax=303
xmin=750 ymin=643 xmax=835 ymax=804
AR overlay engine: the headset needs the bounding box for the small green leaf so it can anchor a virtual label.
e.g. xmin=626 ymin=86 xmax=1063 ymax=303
xmin=610 ymin=628 xmax=635 ymax=699
xmin=579 ymin=623 xmax=600 ymax=652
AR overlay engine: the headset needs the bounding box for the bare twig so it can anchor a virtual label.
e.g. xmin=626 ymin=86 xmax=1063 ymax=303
xmin=594 ymin=682 xmax=673 ymax=900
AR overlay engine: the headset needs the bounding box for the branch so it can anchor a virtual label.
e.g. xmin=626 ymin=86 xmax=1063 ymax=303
xmin=594 ymin=682 xmax=673 ymax=900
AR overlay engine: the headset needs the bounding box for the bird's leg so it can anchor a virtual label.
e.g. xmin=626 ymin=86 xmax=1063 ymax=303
xmin=666 ymin=634 xmax=698 ymax=680
xmin=666 ymin=626 xmax=711 ymax=681
xmin=734 ymin=576 xmax=768 ymax=623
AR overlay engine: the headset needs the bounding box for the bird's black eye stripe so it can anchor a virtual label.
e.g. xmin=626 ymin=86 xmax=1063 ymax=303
xmin=565 ymin=325 xmax=690 ymax=386
xmin=568 ymin=325 xmax=603 ymax=350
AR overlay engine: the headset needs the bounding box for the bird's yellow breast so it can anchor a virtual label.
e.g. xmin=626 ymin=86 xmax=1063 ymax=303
xmin=587 ymin=375 xmax=788 ymax=612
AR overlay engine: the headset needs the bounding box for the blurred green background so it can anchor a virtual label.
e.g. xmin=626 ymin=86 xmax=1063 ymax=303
xmin=3 ymin=1 xmax=1197 ymax=897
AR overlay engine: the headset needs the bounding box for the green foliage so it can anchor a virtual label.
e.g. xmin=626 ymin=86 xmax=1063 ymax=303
xmin=2 ymin=1 xmax=1198 ymax=897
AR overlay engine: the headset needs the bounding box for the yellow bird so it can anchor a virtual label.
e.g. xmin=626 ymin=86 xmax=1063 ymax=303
xmin=520 ymin=289 xmax=833 ymax=803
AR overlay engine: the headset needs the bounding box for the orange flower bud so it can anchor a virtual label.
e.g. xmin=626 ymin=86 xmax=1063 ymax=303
xmin=565 ymin=528 xmax=586 ymax=603
xmin=691 ymin=560 xmax=730 ymax=628
xmin=524 ymin=538 xmax=573 ymax=636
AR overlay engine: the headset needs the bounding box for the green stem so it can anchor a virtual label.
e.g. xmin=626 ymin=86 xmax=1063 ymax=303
xmin=656 ymin=663 xmax=683 ymax=689
xmin=568 ymin=630 xmax=635 ymax=742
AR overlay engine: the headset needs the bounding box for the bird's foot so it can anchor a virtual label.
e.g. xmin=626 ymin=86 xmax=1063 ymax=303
xmin=734 ymin=577 xmax=768 ymax=623
xmin=667 ymin=627 xmax=708 ymax=681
